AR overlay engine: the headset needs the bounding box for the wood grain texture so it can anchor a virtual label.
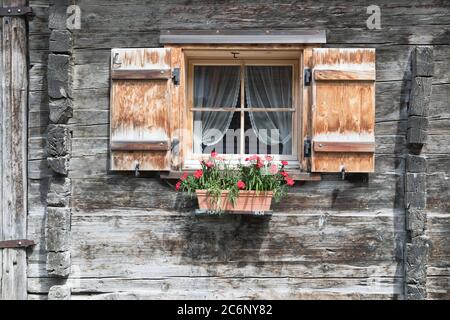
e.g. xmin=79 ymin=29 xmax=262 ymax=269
xmin=1 ymin=0 xmax=29 ymax=300
xmin=312 ymin=48 xmax=376 ymax=173
xmin=24 ymin=0 xmax=450 ymax=300
xmin=313 ymin=141 xmax=375 ymax=153
xmin=110 ymin=48 xmax=172 ymax=171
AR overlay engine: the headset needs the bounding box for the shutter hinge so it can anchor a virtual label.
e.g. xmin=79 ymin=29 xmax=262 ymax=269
xmin=0 ymin=239 xmax=35 ymax=249
xmin=172 ymin=68 xmax=180 ymax=85
xmin=304 ymin=138 xmax=312 ymax=157
xmin=304 ymin=68 xmax=312 ymax=86
xmin=0 ymin=6 xmax=34 ymax=20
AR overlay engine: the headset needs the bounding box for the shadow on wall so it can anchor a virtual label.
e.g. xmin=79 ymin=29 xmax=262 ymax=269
xmin=179 ymin=215 xmax=271 ymax=269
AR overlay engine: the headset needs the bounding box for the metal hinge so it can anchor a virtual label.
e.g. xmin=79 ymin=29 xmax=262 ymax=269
xmin=172 ymin=68 xmax=180 ymax=85
xmin=0 ymin=239 xmax=35 ymax=249
xmin=0 ymin=6 xmax=34 ymax=20
xmin=304 ymin=138 xmax=312 ymax=157
xmin=304 ymin=68 xmax=312 ymax=86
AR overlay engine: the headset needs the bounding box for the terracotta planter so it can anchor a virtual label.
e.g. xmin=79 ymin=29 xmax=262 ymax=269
xmin=196 ymin=190 xmax=273 ymax=212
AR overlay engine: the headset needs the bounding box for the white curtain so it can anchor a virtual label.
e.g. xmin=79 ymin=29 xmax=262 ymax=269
xmin=245 ymin=66 xmax=292 ymax=155
xmin=193 ymin=66 xmax=240 ymax=153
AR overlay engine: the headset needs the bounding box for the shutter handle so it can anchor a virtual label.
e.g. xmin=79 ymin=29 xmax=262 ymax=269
xmin=134 ymin=160 xmax=140 ymax=177
xmin=340 ymin=165 xmax=346 ymax=180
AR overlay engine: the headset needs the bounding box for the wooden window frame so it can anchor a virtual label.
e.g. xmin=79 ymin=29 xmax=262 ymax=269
xmin=164 ymin=44 xmax=321 ymax=181
xmin=184 ymin=58 xmax=300 ymax=169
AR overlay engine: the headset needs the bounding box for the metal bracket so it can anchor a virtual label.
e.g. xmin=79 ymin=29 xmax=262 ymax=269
xmin=304 ymin=138 xmax=312 ymax=157
xmin=304 ymin=68 xmax=312 ymax=86
xmin=0 ymin=239 xmax=35 ymax=249
xmin=172 ymin=68 xmax=180 ymax=85
xmin=0 ymin=6 xmax=34 ymax=20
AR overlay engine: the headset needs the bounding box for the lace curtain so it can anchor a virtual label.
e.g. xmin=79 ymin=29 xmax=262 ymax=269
xmin=245 ymin=66 xmax=292 ymax=155
xmin=193 ymin=66 xmax=240 ymax=153
xmin=193 ymin=65 xmax=292 ymax=155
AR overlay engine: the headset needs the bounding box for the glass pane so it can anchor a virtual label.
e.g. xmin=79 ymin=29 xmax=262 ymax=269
xmin=244 ymin=112 xmax=292 ymax=155
xmin=194 ymin=66 xmax=240 ymax=108
xmin=194 ymin=111 xmax=241 ymax=155
xmin=245 ymin=66 xmax=292 ymax=109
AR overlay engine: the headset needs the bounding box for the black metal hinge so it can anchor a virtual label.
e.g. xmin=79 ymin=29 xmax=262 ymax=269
xmin=0 ymin=239 xmax=35 ymax=249
xmin=0 ymin=6 xmax=34 ymax=20
xmin=172 ymin=68 xmax=180 ymax=85
xmin=304 ymin=68 xmax=312 ymax=86
xmin=304 ymin=138 xmax=312 ymax=157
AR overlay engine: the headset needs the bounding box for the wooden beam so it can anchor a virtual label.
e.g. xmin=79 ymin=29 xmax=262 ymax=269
xmin=314 ymin=69 xmax=376 ymax=81
xmin=111 ymin=69 xmax=172 ymax=80
xmin=313 ymin=141 xmax=375 ymax=153
xmin=160 ymin=171 xmax=321 ymax=181
xmin=160 ymin=29 xmax=326 ymax=44
xmin=111 ymin=141 xmax=170 ymax=151
xmin=0 ymin=0 xmax=29 ymax=300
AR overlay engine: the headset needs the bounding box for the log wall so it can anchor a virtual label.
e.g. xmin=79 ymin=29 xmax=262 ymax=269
xmin=26 ymin=0 xmax=450 ymax=299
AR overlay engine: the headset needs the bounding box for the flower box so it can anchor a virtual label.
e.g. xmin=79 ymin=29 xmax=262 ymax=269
xmin=196 ymin=190 xmax=273 ymax=212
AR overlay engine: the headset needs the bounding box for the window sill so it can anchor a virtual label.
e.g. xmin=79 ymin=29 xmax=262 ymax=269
xmin=159 ymin=170 xmax=321 ymax=181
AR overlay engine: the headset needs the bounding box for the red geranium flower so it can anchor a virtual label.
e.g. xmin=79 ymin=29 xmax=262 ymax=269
xmin=206 ymin=161 xmax=214 ymax=168
xmin=211 ymin=151 xmax=218 ymax=158
xmin=237 ymin=180 xmax=246 ymax=190
xmin=281 ymin=160 xmax=288 ymax=166
xmin=175 ymin=181 xmax=182 ymax=190
xmin=181 ymin=172 xmax=188 ymax=181
xmin=248 ymin=155 xmax=259 ymax=161
xmin=265 ymin=155 xmax=273 ymax=162
xmin=194 ymin=170 xmax=203 ymax=179
xmin=280 ymin=171 xmax=289 ymax=177
xmin=285 ymin=178 xmax=294 ymax=186
xmin=256 ymin=161 xmax=264 ymax=168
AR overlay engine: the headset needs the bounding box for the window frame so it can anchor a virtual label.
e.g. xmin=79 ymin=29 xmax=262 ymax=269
xmin=183 ymin=54 xmax=302 ymax=170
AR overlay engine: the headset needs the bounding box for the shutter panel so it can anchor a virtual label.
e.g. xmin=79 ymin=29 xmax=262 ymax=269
xmin=311 ymin=48 xmax=376 ymax=173
xmin=110 ymin=48 xmax=172 ymax=171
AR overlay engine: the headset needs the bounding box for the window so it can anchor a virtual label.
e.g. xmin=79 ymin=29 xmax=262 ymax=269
xmin=109 ymin=45 xmax=376 ymax=176
xmin=184 ymin=54 xmax=301 ymax=169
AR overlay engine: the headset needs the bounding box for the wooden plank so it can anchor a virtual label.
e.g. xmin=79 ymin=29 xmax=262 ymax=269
xmin=312 ymin=48 xmax=376 ymax=173
xmin=1 ymin=0 xmax=28 ymax=300
xmin=314 ymin=70 xmax=375 ymax=81
xmin=160 ymin=170 xmax=321 ymax=181
xmin=313 ymin=141 xmax=375 ymax=153
xmin=111 ymin=69 xmax=172 ymax=80
xmin=110 ymin=48 xmax=172 ymax=171
xmin=29 ymin=276 xmax=403 ymax=299
xmin=111 ymin=141 xmax=170 ymax=152
xmin=160 ymin=29 xmax=326 ymax=44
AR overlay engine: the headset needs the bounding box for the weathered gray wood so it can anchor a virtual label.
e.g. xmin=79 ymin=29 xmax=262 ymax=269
xmin=47 ymin=156 xmax=70 ymax=175
xmin=406 ymin=155 xmax=427 ymax=173
xmin=412 ymin=46 xmax=434 ymax=77
xmin=29 ymin=276 xmax=404 ymax=299
xmin=48 ymin=285 xmax=71 ymax=300
xmin=23 ymin=0 xmax=450 ymax=300
xmin=1 ymin=0 xmax=29 ymax=300
xmin=46 ymin=124 xmax=71 ymax=157
xmin=49 ymin=30 xmax=72 ymax=54
xmin=47 ymin=54 xmax=71 ymax=99
xmin=46 ymin=176 xmax=71 ymax=207
xmin=46 ymin=251 xmax=70 ymax=277
xmin=409 ymin=77 xmax=432 ymax=117
xmin=49 ymin=98 xmax=73 ymax=124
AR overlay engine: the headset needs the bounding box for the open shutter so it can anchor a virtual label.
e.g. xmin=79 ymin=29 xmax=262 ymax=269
xmin=311 ymin=48 xmax=376 ymax=173
xmin=110 ymin=48 xmax=172 ymax=171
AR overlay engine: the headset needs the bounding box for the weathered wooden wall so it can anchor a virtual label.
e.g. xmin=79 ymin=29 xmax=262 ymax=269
xmin=26 ymin=0 xmax=450 ymax=299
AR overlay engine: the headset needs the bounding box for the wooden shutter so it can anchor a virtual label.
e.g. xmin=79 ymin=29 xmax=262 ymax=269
xmin=110 ymin=48 xmax=172 ymax=171
xmin=311 ymin=48 xmax=376 ymax=173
